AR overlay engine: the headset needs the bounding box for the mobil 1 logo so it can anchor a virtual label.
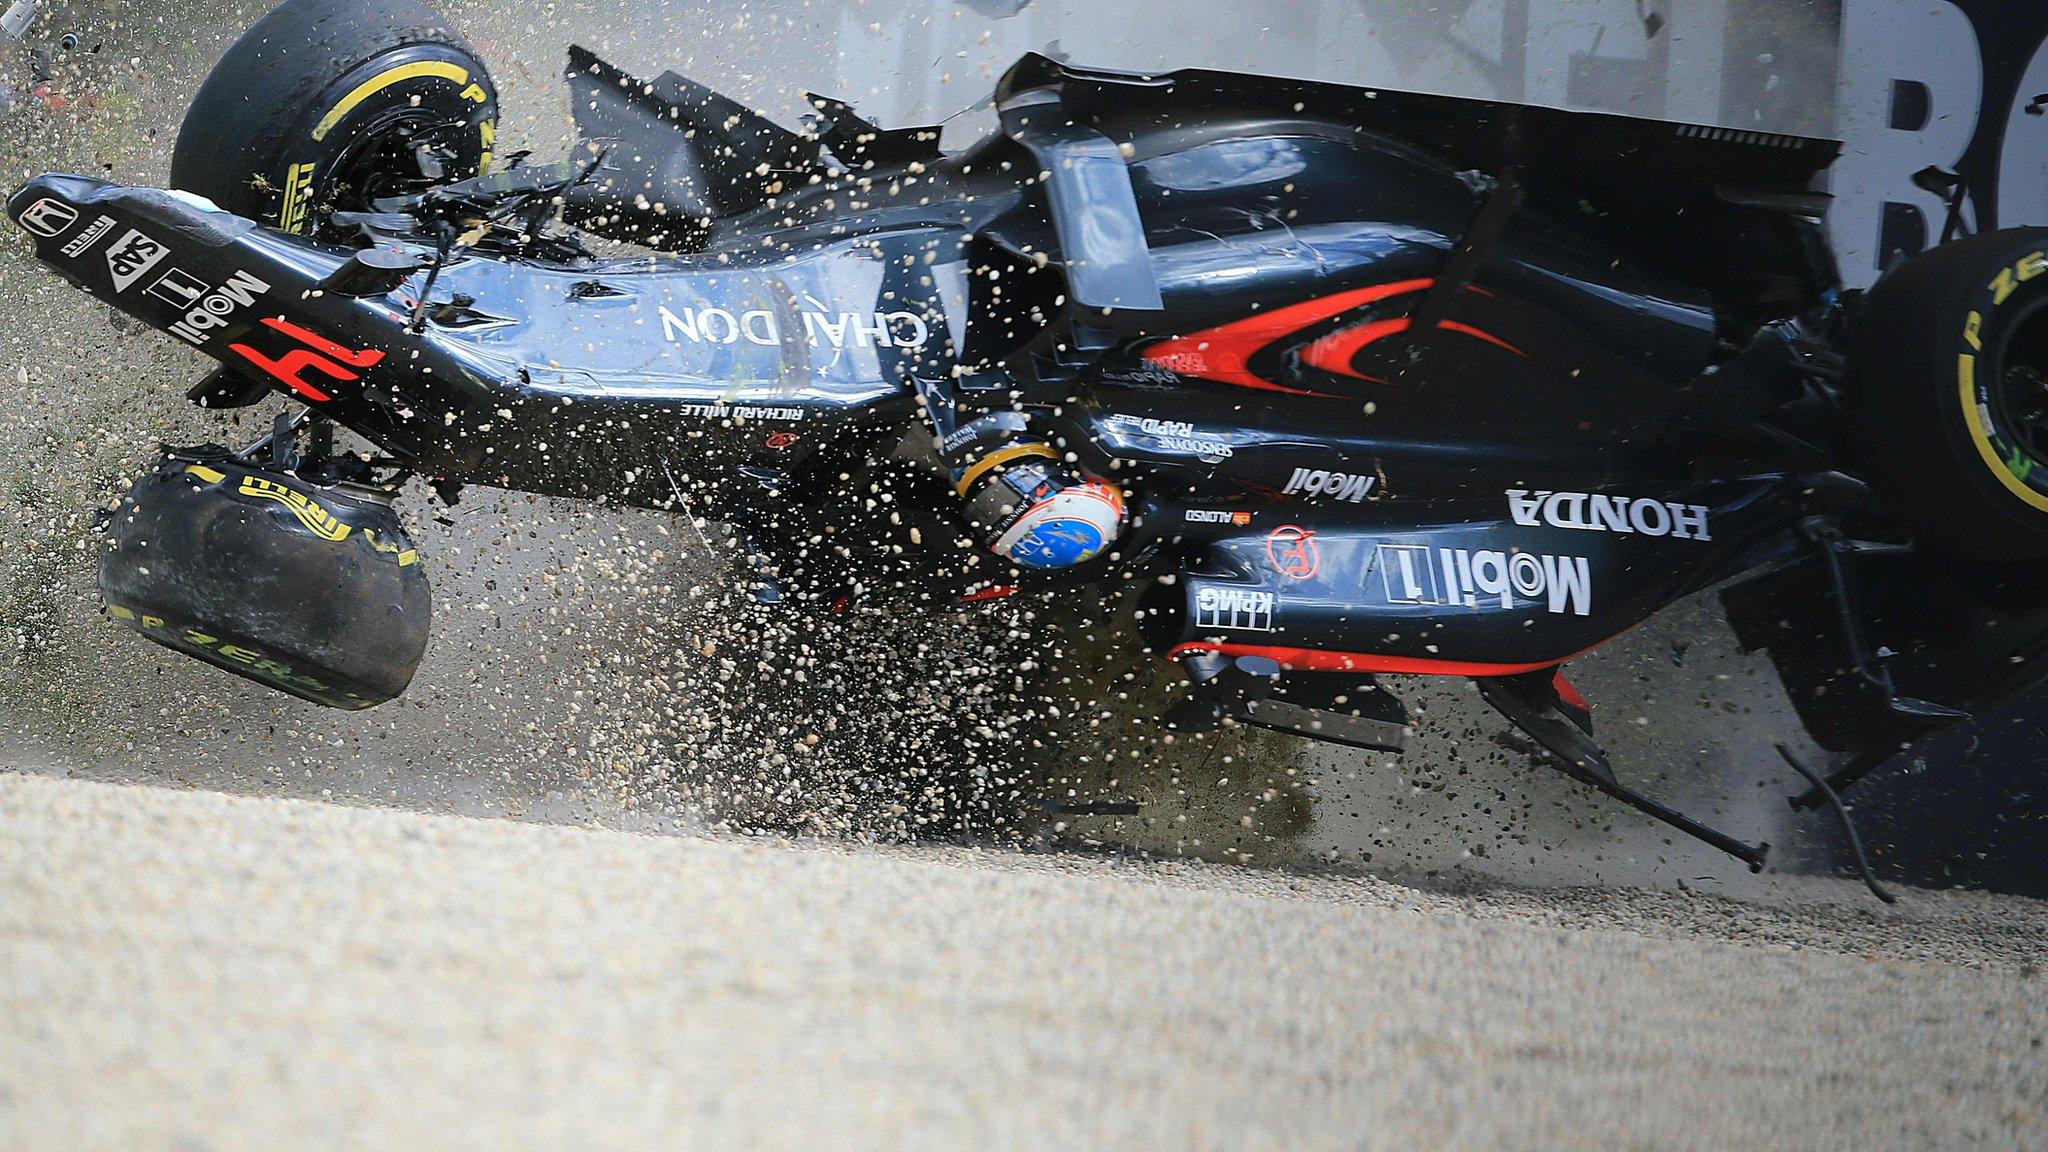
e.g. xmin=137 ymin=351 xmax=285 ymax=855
xmin=146 ymin=268 xmax=208 ymax=310
xmin=1376 ymin=543 xmax=1593 ymax=617
xmin=154 ymin=268 xmax=270 ymax=347
xmin=1284 ymin=466 xmax=1375 ymax=504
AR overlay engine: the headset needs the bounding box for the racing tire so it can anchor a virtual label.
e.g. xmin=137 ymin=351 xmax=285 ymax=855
xmin=169 ymin=0 xmax=496 ymax=235
xmin=1855 ymin=227 xmax=2048 ymax=559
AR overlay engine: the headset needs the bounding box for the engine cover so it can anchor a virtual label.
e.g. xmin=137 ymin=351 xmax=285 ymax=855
xmin=99 ymin=450 xmax=431 ymax=709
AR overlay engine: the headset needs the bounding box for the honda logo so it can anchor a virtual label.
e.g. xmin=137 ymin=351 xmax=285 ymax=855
xmin=17 ymin=198 xmax=79 ymax=238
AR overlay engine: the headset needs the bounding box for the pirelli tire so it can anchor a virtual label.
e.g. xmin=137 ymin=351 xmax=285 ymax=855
xmin=99 ymin=451 xmax=432 ymax=710
xmin=168 ymin=0 xmax=496 ymax=236
xmin=1855 ymin=228 xmax=2048 ymax=560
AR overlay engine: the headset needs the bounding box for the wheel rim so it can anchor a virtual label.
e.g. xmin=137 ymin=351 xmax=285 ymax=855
xmin=1987 ymin=295 xmax=2048 ymax=477
xmin=314 ymin=106 xmax=474 ymax=231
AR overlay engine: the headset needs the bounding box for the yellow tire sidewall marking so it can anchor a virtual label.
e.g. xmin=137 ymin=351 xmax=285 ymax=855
xmin=311 ymin=60 xmax=483 ymax=143
xmin=237 ymin=475 xmax=352 ymax=542
xmin=276 ymin=160 xmax=318 ymax=234
xmin=1958 ymin=275 xmax=2048 ymax=512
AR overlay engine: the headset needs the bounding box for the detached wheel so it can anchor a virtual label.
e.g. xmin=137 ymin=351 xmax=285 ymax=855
xmin=1856 ymin=227 xmax=2048 ymax=559
xmin=169 ymin=0 xmax=496 ymax=235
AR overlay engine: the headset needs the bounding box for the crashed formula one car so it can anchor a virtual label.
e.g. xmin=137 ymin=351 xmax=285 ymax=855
xmin=14 ymin=0 xmax=2048 ymax=875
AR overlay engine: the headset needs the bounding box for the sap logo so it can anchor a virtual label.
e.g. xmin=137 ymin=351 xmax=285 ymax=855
xmin=104 ymin=228 xmax=170 ymax=292
xmin=658 ymin=304 xmax=929 ymax=349
xmin=1284 ymin=467 xmax=1375 ymax=504
xmin=1506 ymin=490 xmax=1711 ymax=541
xmin=229 ymin=317 xmax=383 ymax=403
xmin=160 ymin=269 xmax=271 ymax=346
xmin=1195 ymin=586 xmax=1275 ymax=632
xmin=1377 ymin=543 xmax=1593 ymax=617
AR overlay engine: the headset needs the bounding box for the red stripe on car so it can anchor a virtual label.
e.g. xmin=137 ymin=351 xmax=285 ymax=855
xmin=1168 ymin=637 xmax=1609 ymax=678
xmin=1142 ymin=278 xmax=1432 ymax=394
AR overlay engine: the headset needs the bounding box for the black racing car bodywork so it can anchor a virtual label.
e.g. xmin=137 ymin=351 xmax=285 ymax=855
xmin=14 ymin=39 xmax=2048 ymax=874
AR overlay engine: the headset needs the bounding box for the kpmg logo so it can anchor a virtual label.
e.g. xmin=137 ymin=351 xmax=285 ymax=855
xmin=1195 ymin=587 xmax=1275 ymax=632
